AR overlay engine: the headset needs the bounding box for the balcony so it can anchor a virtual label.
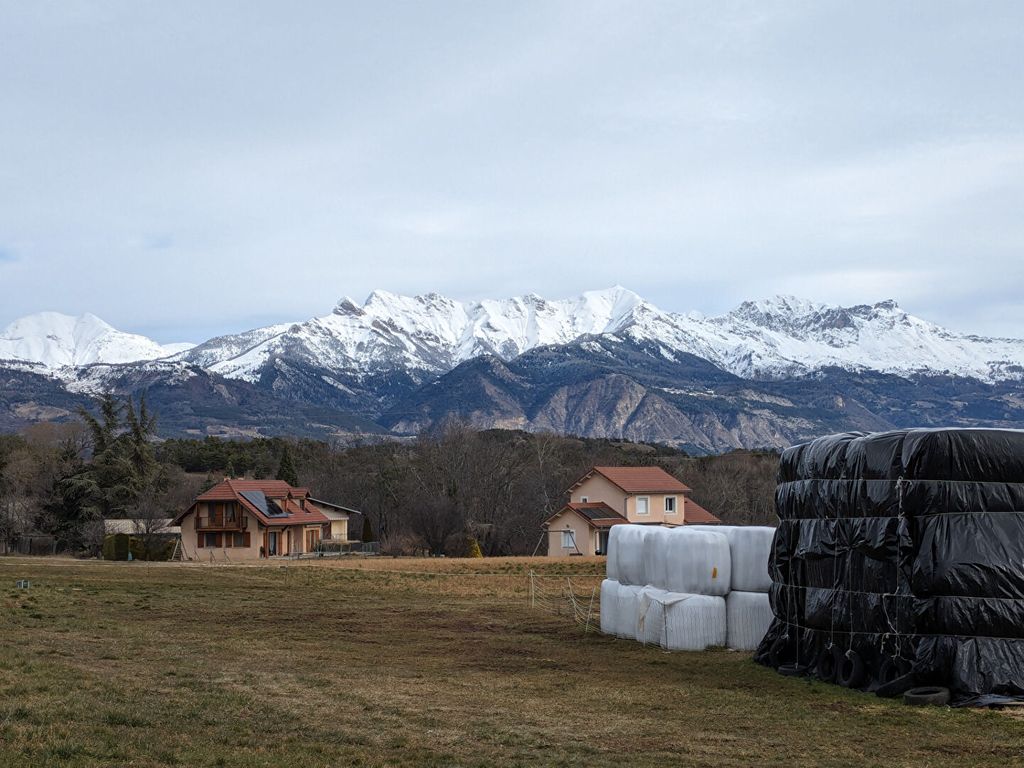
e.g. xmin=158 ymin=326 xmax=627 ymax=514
xmin=195 ymin=513 xmax=247 ymax=531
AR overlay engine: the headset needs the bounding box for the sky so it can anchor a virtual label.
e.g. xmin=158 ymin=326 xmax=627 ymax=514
xmin=1 ymin=1 xmax=1022 ymax=343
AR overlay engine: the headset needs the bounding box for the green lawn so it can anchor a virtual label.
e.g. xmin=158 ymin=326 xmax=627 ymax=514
xmin=0 ymin=556 xmax=1020 ymax=767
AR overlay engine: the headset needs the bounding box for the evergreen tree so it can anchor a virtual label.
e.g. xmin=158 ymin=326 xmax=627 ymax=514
xmin=64 ymin=394 xmax=161 ymax=520
xmin=124 ymin=395 xmax=158 ymax=480
xmin=275 ymin=444 xmax=299 ymax=487
xmin=46 ymin=440 xmax=95 ymax=552
xmin=361 ymin=515 xmax=374 ymax=542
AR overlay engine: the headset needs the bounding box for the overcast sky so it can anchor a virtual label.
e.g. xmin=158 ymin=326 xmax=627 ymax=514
xmin=1 ymin=1 xmax=1022 ymax=342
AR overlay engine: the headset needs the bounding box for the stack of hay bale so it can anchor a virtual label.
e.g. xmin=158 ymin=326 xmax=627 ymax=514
xmin=600 ymin=523 xmax=775 ymax=651
xmin=759 ymin=428 xmax=1024 ymax=701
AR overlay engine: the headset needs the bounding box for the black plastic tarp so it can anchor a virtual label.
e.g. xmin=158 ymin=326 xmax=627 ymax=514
xmin=757 ymin=428 xmax=1024 ymax=702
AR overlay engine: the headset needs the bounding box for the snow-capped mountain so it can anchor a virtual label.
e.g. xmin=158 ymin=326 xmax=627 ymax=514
xmin=174 ymin=288 xmax=1024 ymax=385
xmin=0 ymin=312 xmax=193 ymax=372
xmin=2 ymin=290 xmax=1023 ymax=451
xmin=4 ymin=290 xmax=1023 ymax=386
xmin=617 ymin=295 xmax=1024 ymax=382
xmin=179 ymin=287 xmax=646 ymax=381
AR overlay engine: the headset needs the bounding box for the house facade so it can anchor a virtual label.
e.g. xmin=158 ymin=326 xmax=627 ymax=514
xmin=312 ymin=498 xmax=357 ymax=543
xmin=543 ymin=466 xmax=721 ymax=557
xmin=173 ymin=479 xmax=352 ymax=561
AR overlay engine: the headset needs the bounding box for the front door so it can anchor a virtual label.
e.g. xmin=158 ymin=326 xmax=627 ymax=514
xmin=598 ymin=531 xmax=610 ymax=555
xmin=267 ymin=531 xmax=279 ymax=556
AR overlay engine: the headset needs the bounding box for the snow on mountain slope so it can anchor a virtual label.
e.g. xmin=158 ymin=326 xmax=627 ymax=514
xmin=633 ymin=296 xmax=1024 ymax=381
xmin=5 ymin=291 xmax=1024 ymax=390
xmin=177 ymin=288 xmax=1024 ymax=385
xmin=179 ymin=287 xmax=647 ymax=382
xmin=0 ymin=312 xmax=193 ymax=371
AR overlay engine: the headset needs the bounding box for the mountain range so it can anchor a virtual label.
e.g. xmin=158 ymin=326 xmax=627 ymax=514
xmin=2 ymin=287 xmax=1022 ymax=452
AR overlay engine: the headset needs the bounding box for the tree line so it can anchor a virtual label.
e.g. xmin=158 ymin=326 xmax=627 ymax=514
xmin=1 ymin=397 xmax=780 ymax=557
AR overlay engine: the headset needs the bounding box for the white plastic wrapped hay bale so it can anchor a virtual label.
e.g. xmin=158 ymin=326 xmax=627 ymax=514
xmin=605 ymin=537 xmax=621 ymax=582
xmin=640 ymin=525 xmax=672 ymax=589
xmin=608 ymin=524 xmax=653 ymax=586
xmin=727 ymin=526 xmax=774 ymax=592
xmin=689 ymin=525 xmax=775 ymax=593
xmin=615 ymin=583 xmax=646 ymax=639
xmin=662 ymin=593 xmax=727 ymax=651
xmin=600 ymin=579 xmax=620 ymax=636
xmin=726 ymin=590 xmax=773 ymax=651
xmin=663 ymin=529 xmax=731 ymax=596
xmin=636 ymin=586 xmax=670 ymax=646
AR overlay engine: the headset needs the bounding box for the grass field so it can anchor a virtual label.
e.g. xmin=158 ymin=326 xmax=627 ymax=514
xmin=1 ymin=556 xmax=1021 ymax=767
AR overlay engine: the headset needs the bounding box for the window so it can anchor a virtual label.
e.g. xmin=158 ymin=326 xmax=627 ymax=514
xmin=232 ymin=532 xmax=246 ymax=547
xmin=203 ymin=532 xmax=219 ymax=548
xmin=636 ymin=497 xmax=650 ymax=515
xmin=665 ymin=496 xmax=677 ymax=514
xmin=579 ymin=496 xmax=588 ymax=503
xmin=561 ymin=530 xmax=576 ymax=550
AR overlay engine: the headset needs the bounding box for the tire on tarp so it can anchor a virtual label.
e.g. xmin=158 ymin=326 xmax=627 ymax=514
xmin=837 ymin=649 xmax=867 ymax=689
xmin=903 ymin=686 xmax=951 ymax=706
xmin=878 ymin=655 xmax=912 ymax=686
xmin=816 ymin=645 xmax=839 ymax=683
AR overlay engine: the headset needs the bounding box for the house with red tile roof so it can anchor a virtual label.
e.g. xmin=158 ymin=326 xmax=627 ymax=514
xmin=543 ymin=466 xmax=721 ymax=557
xmin=172 ymin=479 xmax=354 ymax=560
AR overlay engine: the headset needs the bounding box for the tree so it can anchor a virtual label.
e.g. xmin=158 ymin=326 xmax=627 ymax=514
xmin=275 ymin=443 xmax=299 ymax=487
xmin=38 ymin=395 xmax=167 ymax=552
xmin=124 ymin=464 xmax=195 ymax=560
xmin=68 ymin=394 xmax=157 ymax=519
xmin=44 ymin=439 xmax=96 ymax=552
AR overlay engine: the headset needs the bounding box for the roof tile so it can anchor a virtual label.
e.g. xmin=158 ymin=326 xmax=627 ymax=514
xmin=573 ymin=466 xmax=691 ymax=494
xmin=682 ymin=498 xmax=722 ymax=525
xmin=180 ymin=480 xmax=330 ymax=526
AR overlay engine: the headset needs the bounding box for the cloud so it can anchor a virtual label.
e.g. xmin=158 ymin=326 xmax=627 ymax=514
xmin=0 ymin=2 xmax=1021 ymax=340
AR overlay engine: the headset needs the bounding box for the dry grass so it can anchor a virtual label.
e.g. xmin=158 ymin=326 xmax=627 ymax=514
xmin=0 ymin=556 xmax=1021 ymax=767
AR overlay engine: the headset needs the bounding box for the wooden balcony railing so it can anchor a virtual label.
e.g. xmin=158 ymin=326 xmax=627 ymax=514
xmin=195 ymin=514 xmax=247 ymax=531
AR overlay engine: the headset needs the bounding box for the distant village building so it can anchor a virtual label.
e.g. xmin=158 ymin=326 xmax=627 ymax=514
xmin=543 ymin=466 xmax=721 ymax=557
xmin=173 ymin=479 xmax=355 ymax=560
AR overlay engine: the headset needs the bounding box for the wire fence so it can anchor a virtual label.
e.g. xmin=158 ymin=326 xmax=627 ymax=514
xmin=528 ymin=570 xmax=599 ymax=633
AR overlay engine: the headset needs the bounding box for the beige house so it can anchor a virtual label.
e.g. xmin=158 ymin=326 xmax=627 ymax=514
xmin=312 ymin=498 xmax=356 ymax=542
xmin=172 ymin=479 xmax=353 ymax=561
xmin=543 ymin=466 xmax=721 ymax=557
xmin=544 ymin=501 xmax=626 ymax=557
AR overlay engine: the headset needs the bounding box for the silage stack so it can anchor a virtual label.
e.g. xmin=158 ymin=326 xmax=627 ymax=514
xmin=599 ymin=523 xmax=774 ymax=651
xmin=690 ymin=525 xmax=776 ymax=651
xmin=758 ymin=428 xmax=1024 ymax=701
